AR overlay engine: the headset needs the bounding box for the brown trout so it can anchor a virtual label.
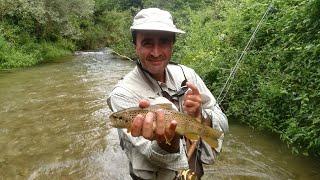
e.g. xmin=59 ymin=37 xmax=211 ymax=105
xmin=109 ymin=103 xmax=223 ymax=148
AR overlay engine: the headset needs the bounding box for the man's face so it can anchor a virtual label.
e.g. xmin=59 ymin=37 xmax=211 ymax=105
xmin=135 ymin=30 xmax=174 ymax=81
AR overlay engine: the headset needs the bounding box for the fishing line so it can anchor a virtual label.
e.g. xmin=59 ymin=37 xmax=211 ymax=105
xmin=194 ymin=2 xmax=273 ymax=172
xmin=216 ymin=3 xmax=273 ymax=105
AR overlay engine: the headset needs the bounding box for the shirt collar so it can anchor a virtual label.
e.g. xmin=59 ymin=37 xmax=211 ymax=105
xmin=136 ymin=64 xmax=178 ymax=92
xmin=163 ymin=67 xmax=177 ymax=91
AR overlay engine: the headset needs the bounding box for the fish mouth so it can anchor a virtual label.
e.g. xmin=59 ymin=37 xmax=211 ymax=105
xmin=108 ymin=113 xmax=117 ymax=126
xmin=108 ymin=112 xmax=127 ymax=128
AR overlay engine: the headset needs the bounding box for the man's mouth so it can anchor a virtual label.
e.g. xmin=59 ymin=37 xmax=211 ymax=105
xmin=148 ymin=59 xmax=163 ymax=62
xmin=149 ymin=59 xmax=164 ymax=65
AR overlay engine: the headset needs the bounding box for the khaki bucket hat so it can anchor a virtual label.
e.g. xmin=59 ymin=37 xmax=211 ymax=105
xmin=130 ymin=8 xmax=185 ymax=33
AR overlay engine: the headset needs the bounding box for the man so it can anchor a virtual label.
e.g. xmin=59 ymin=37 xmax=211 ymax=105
xmin=107 ymin=8 xmax=228 ymax=180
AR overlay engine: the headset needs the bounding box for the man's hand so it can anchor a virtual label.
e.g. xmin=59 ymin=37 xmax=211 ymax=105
xmin=131 ymin=99 xmax=180 ymax=153
xmin=183 ymin=82 xmax=202 ymax=119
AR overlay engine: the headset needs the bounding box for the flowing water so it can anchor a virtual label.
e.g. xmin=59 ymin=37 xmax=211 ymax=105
xmin=0 ymin=50 xmax=319 ymax=179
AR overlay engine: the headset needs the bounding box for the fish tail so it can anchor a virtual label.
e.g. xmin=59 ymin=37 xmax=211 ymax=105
xmin=185 ymin=132 xmax=219 ymax=149
xmin=202 ymin=135 xmax=219 ymax=149
xmin=201 ymin=126 xmax=223 ymax=149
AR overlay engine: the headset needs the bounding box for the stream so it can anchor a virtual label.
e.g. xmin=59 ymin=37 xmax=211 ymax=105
xmin=0 ymin=49 xmax=319 ymax=179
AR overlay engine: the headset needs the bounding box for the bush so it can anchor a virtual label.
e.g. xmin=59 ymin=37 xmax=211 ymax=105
xmin=173 ymin=0 xmax=320 ymax=156
xmin=0 ymin=35 xmax=38 ymax=68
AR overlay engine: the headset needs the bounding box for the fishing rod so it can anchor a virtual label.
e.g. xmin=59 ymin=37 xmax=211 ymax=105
xmin=190 ymin=2 xmax=274 ymax=172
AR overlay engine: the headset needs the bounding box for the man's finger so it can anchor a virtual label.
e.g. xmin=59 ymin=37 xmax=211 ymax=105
xmin=183 ymin=105 xmax=197 ymax=115
xmin=142 ymin=112 xmax=154 ymax=140
xmin=185 ymin=89 xmax=193 ymax=96
xmin=186 ymin=82 xmax=200 ymax=95
xmin=183 ymin=100 xmax=201 ymax=118
xmin=131 ymin=114 xmax=143 ymax=136
xmin=165 ymin=120 xmax=177 ymax=142
xmin=155 ymin=109 xmax=165 ymax=136
xmin=185 ymin=95 xmax=202 ymax=104
xmin=184 ymin=99 xmax=200 ymax=107
xmin=139 ymin=99 xmax=150 ymax=108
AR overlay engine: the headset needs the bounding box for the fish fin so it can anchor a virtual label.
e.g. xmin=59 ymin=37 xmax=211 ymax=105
xmin=185 ymin=133 xmax=200 ymax=141
xmin=195 ymin=117 xmax=202 ymax=123
xmin=202 ymin=135 xmax=219 ymax=149
xmin=153 ymin=103 xmax=173 ymax=110
xmin=209 ymin=128 xmax=224 ymax=139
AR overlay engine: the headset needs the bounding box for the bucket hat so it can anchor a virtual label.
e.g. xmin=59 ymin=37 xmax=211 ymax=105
xmin=130 ymin=8 xmax=185 ymax=33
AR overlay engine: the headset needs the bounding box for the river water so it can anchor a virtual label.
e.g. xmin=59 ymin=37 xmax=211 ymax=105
xmin=0 ymin=50 xmax=319 ymax=179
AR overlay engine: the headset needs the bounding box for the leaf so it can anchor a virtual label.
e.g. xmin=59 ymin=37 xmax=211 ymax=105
xmin=313 ymin=118 xmax=320 ymax=124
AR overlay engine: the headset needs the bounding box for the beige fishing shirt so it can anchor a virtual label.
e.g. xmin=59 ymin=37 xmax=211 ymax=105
xmin=107 ymin=63 xmax=228 ymax=180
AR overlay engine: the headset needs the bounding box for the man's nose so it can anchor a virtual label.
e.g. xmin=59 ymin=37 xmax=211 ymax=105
xmin=150 ymin=44 xmax=161 ymax=57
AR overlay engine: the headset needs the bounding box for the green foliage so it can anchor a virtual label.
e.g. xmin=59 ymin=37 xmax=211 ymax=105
xmin=0 ymin=32 xmax=74 ymax=68
xmin=0 ymin=0 xmax=215 ymax=68
xmin=80 ymin=10 xmax=134 ymax=56
xmin=0 ymin=0 xmax=140 ymax=68
xmin=172 ymin=0 xmax=320 ymax=156
xmin=0 ymin=34 xmax=37 ymax=68
xmin=106 ymin=10 xmax=135 ymax=58
xmin=0 ymin=0 xmax=94 ymax=68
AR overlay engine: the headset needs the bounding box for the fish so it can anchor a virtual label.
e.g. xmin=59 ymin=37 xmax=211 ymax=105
xmin=108 ymin=103 xmax=223 ymax=149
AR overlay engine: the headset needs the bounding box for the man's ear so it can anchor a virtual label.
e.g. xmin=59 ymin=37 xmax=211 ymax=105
xmin=135 ymin=45 xmax=138 ymax=54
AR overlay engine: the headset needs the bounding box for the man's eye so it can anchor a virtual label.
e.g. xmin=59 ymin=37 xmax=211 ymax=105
xmin=142 ymin=41 xmax=153 ymax=47
xmin=143 ymin=42 xmax=151 ymax=46
xmin=160 ymin=38 xmax=172 ymax=45
xmin=161 ymin=39 xmax=169 ymax=43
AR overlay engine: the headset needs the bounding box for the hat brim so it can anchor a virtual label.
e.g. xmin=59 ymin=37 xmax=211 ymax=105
xmin=130 ymin=22 xmax=185 ymax=34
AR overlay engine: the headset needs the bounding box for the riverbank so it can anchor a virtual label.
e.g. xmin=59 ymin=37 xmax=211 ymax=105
xmin=0 ymin=0 xmax=133 ymax=69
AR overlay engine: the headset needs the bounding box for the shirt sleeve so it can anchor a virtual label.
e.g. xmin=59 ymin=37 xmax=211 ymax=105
xmin=107 ymin=87 xmax=189 ymax=170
